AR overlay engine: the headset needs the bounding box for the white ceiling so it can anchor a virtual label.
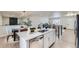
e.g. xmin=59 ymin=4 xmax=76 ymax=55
xmin=0 ymin=11 xmax=79 ymax=18
xmin=0 ymin=11 xmax=53 ymax=17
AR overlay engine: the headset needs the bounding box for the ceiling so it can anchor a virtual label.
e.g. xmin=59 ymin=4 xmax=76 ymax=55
xmin=0 ymin=11 xmax=79 ymax=18
xmin=0 ymin=11 xmax=53 ymax=17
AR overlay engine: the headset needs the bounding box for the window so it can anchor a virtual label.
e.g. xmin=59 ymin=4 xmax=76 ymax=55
xmin=9 ymin=17 xmax=18 ymax=25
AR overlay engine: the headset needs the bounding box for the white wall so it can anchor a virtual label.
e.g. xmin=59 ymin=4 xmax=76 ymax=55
xmin=0 ymin=15 xmax=2 ymax=25
xmin=61 ymin=16 xmax=76 ymax=29
xmin=21 ymin=16 xmax=49 ymax=27
xmin=30 ymin=16 xmax=49 ymax=27
xmin=2 ymin=17 xmax=9 ymax=25
xmin=1 ymin=15 xmax=76 ymax=30
xmin=1 ymin=16 xmax=49 ymax=28
xmin=2 ymin=17 xmax=21 ymax=25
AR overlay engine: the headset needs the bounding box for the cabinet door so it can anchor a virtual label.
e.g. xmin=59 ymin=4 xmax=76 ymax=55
xmin=48 ymin=32 xmax=53 ymax=46
xmin=30 ymin=36 xmax=44 ymax=48
xmin=48 ymin=30 xmax=56 ymax=47
xmin=44 ymin=34 xmax=49 ymax=48
xmin=48 ymin=32 xmax=53 ymax=47
xmin=44 ymin=30 xmax=56 ymax=48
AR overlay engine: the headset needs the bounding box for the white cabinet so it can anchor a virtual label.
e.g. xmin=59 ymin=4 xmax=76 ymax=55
xmin=48 ymin=30 xmax=55 ymax=47
xmin=18 ymin=29 xmax=56 ymax=48
xmin=30 ymin=35 xmax=44 ymax=48
xmin=44 ymin=33 xmax=49 ymax=48
xmin=48 ymin=31 xmax=55 ymax=47
xmin=44 ymin=29 xmax=56 ymax=48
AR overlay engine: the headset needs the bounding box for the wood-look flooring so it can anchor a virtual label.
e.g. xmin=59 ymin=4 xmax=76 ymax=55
xmin=0 ymin=37 xmax=19 ymax=48
xmin=52 ymin=30 xmax=76 ymax=48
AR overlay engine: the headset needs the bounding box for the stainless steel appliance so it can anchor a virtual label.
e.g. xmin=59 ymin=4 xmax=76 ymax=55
xmin=76 ymin=15 xmax=79 ymax=48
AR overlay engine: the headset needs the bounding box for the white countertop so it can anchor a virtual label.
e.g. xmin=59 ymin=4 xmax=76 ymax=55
xmin=17 ymin=29 xmax=54 ymax=41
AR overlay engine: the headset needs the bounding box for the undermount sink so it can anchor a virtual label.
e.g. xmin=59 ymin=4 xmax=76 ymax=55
xmin=38 ymin=29 xmax=48 ymax=33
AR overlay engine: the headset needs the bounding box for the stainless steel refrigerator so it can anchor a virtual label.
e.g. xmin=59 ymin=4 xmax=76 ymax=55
xmin=76 ymin=15 xmax=79 ymax=48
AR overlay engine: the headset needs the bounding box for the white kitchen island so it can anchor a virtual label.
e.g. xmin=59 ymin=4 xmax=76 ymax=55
xmin=17 ymin=29 xmax=56 ymax=48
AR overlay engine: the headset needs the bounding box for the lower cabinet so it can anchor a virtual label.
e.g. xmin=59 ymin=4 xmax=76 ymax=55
xmin=30 ymin=30 xmax=56 ymax=48
xmin=43 ymin=33 xmax=49 ymax=48
xmin=44 ymin=30 xmax=56 ymax=48
xmin=48 ymin=30 xmax=56 ymax=47
xmin=30 ymin=35 xmax=44 ymax=48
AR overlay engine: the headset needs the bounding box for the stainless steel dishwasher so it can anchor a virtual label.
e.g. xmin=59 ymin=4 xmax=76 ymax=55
xmin=29 ymin=35 xmax=44 ymax=48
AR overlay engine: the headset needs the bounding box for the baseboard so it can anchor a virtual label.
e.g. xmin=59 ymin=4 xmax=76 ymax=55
xmin=63 ymin=29 xmax=74 ymax=30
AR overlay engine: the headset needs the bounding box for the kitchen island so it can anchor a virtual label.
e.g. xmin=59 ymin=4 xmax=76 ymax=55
xmin=17 ymin=29 xmax=56 ymax=48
